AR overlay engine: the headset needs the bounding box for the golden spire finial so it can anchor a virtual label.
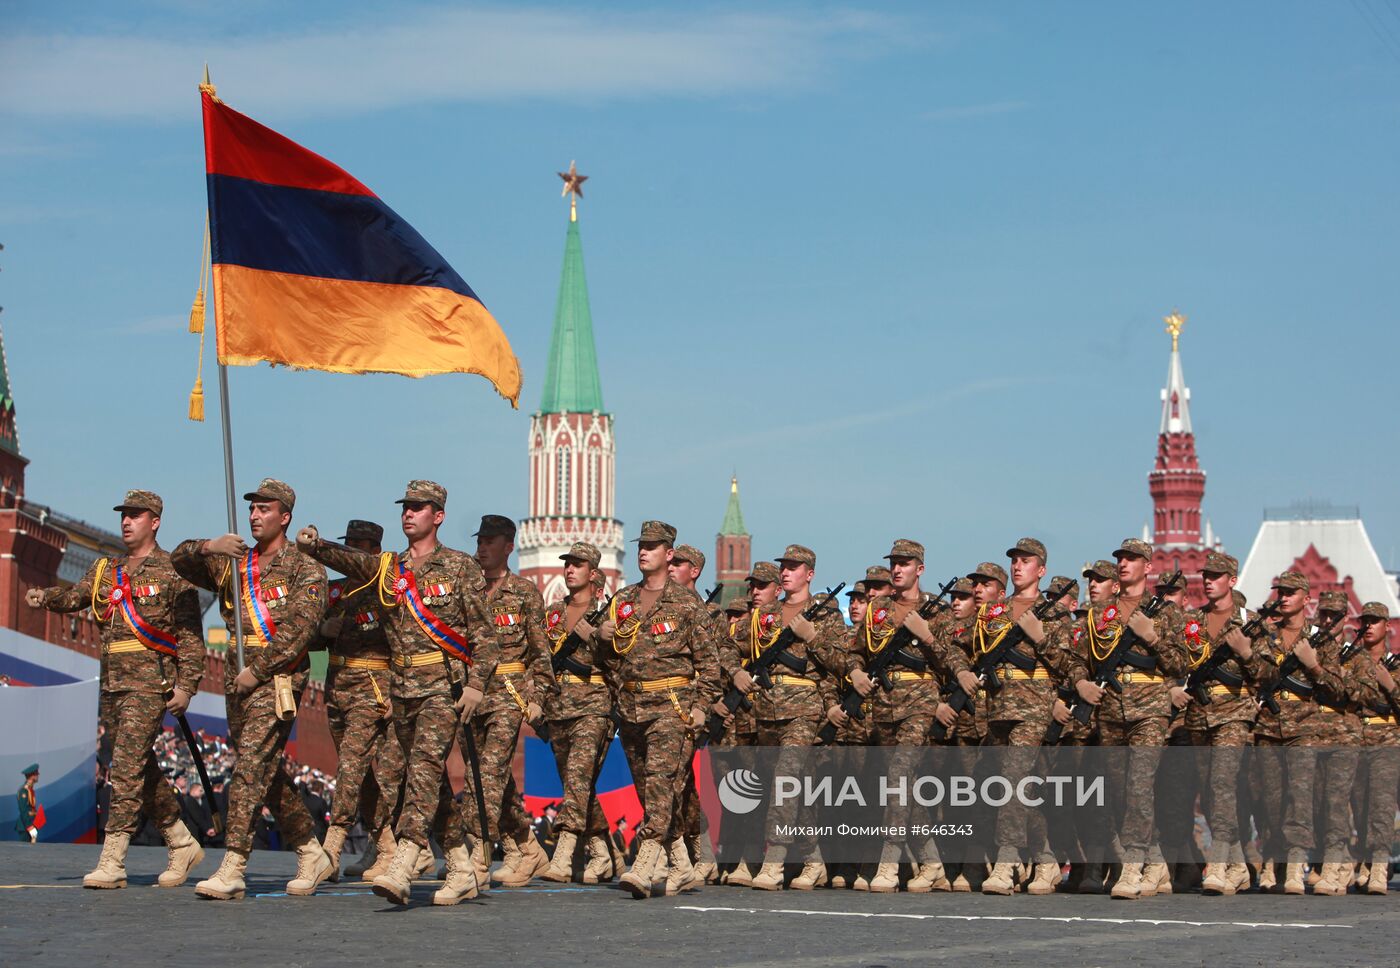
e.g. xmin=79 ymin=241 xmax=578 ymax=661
xmin=199 ymin=64 xmax=220 ymax=103
xmin=558 ymin=160 xmax=587 ymax=222
xmin=731 ymin=475 xmax=738 ymax=494
xmin=1163 ymin=309 xmax=1186 ymax=352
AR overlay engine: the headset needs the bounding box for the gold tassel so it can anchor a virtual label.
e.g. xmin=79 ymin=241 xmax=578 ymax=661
xmin=189 ymin=289 xmax=205 ymax=333
xmin=188 ymin=377 xmax=205 ymax=422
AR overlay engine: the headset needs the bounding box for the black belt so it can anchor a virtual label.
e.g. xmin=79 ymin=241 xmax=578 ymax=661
xmin=892 ymin=648 xmax=927 ymax=673
xmin=1001 ymin=648 xmax=1036 ymax=673
xmin=1281 ymin=676 xmax=1314 ymax=699
xmin=1121 ymin=651 xmax=1158 ymax=672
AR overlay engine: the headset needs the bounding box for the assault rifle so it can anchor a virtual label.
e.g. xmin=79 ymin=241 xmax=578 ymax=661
xmin=700 ymin=583 xmax=845 ymax=748
xmin=1044 ymin=571 xmax=1181 ymax=744
xmin=1253 ymin=612 xmax=1344 ymax=716
xmin=929 ymin=577 xmax=1076 ymax=742
xmin=816 ymin=578 xmax=958 ymax=746
xmin=160 ymin=659 xmax=223 ymax=835
xmin=1184 ymin=600 xmax=1283 ymax=707
xmin=550 ymin=592 xmax=619 ymax=678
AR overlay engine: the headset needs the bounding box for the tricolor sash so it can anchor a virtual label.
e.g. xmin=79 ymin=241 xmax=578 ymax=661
xmin=105 ymin=560 xmax=180 ymax=658
xmin=240 ymin=550 xmax=279 ymax=647
xmin=393 ymin=560 xmax=472 ymax=664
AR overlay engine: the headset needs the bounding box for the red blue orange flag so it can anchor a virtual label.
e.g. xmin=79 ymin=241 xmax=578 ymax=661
xmin=200 ymin=90 xmax=522 ymax=406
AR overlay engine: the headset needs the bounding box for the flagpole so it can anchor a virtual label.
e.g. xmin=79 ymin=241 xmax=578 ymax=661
xmin=216 ymin=361 xmax=248 ymax=671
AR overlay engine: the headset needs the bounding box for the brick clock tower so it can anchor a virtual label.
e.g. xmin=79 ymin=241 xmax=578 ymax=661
xmin=714 ymin=476 xmax=750 ymax=607
xmin=517 ymin=165 xmax=624 ymax=603
xmin=1147 ymin=311 xmax=1219 ymax=606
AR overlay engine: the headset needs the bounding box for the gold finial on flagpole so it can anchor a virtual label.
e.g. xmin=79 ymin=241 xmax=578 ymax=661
xmin=199 ymin=64 xmax=220 ymax=102
xmin=558 ymin=160 xmax=587 ymax=222
xmin=1163 ymin=309 xmax=1186 ymax=352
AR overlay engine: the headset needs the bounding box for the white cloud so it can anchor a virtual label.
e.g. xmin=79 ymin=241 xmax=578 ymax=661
xmin=0 ymin=6 xmax=927 ymax=122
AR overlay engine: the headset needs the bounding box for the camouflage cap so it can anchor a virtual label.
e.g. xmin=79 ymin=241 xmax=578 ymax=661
xmin=590 ymin=570 xmax=606 ymax=588
xmin=775 ymin=543 xmax=816 ymax=568
xmin=1050 ymin=576 xmax=1081 ymax=600
xmin=864 ymin=565 xmax=893 ymax=584
xmin=633 ymin=520 xmax=677 ymax=544
xmin=1202 ymin=550 xmax=1239 ymax=577
xmin=1273 ymin=570 xmax=1310 ymax=592
xmin=473 ymin=514 xmax=516 ymax=539
xmin=747 ymin=561 xmax=780 ymax=584
xmin=1155 ymin=571 xmax=1187 ymax=592
xmin=243 ymin=478 xmax=296 ymax=511
xmin=1317 ymin=590 xmax=1349 ymax=614
xmin=884 ymin=538 xmax=924 ymax=562
xmin=950 ymin=577 xmax=976 ymax=596
xmin=559 ymin=541 xmax=602 ymax=567
xmin=114 ymin=489 xmax=163 ymax=517
xmin=338 ymin=519 xmax=384 ymax=543
xmin=1082 ymin=559 xmax=1118 ymax=581
xmin=1112 ymin=537 xmax=1153 ymax=561
xmin=1360 ymin=601 xmax=1391 ymax=621
xmin=723 ymin=596 xmax=749 ymax=615
xmin=1005 ymin=536 xmax=1047 ymax=563
xmin=396 ymin=480 xmax=446 ymax=509
xmin=671 ymin=544 xmax=706 ymax=569
xmin=846 ymin=581 xmax=869 ymax=597
xmin=967 ymin=561 xmax=1008 ymax=587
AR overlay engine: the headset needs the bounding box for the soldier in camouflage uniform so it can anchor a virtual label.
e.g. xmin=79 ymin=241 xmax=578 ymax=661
xmin=935 ymin=577 xmax=991 ymax=892
xmin=312 ymin=519 xmax=398 ymax=881
xmin=1065 ymin=538 xmax=1188 ymax=900
xmin=446 ymin=514 xmax=555 ymax=888
xmin=1151 ymin=571 xmax=1201 ymax=893
xmin=296 ymin=480 xmax=501 ymax=906
xmin=847 ymin=539 xmax=979 ymax=894
xmin=1350 ymin=603 xmax=1399 ymax=895
xmin=539 ymin=542 xmax=618 ymax=885
xmin=975 ymin=540 xmax=1081 ymax=896
xmin=735 ymin=544 xmax=849 ymax=891
xmin=172 ymin=479 xmax=330 ymax=900
xmin=592 ymin=520 xmax=722 ymax=899
xmin=1247 ymin=570 xmax=1345 ymax=895
xmin=826 ymin=579 xmax=871 ymax=891
xmin=1308 ymin=589 xmax=1364 ymax=894
xmin=28 ymin=490 xmax=205 ymax=890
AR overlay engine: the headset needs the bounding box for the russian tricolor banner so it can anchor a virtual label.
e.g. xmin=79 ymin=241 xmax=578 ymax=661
xmin=201 ymin=91 xmax=522 ymax=406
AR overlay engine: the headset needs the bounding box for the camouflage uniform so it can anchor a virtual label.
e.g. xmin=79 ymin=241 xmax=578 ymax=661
xmin=1310 ymin=591 xmax=1364 ymax=864
xmin=1350 ymin=604 xmax=1398 ymax=874
xmin=172 ymin=483 xmax=327 ymax=858
xmin=317 ymin=520 xmax=398 ymax=837
xmin=300 ymin=482 xmax=501 ymax=852
xmin=446 ymin=563 xmax=554 ymax=851
xmin=39 ymin=492 xmax=204 ymax=839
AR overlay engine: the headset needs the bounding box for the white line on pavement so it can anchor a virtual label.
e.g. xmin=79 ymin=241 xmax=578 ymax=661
xmin=674 ymin=905 xmax=1353 ymax=930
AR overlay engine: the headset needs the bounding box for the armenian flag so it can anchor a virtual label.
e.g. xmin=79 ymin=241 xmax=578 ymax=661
xmin=200 ymin=90 xmax=521 ymax=406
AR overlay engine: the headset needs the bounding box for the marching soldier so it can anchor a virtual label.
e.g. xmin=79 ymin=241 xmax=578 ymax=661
xmin=741 ymin=544 xmax=848 ymax=891
xmin=593 ymin=520 xmax=722 ymax=899
xmin=313 ymin=520 xmax=400 ymax=881
xmin=296 ymin=480 xmax=501 ymax=905
xmin=172 ymin=479 xmax=330 ymax=899
xmin=827 ymin=580 xmax=870 ymax=891
xmin=27 ymin=490 xmax=205 ymax=889
xmin=539 ymin=542 xmax=619 ymax=885
xmin=936 ymin=577 xmax=989 ymax=892
xmin=1310 ymin=590 xmax=1364 ymax=894
xmin=454 ymin=515 xmax=554 ymax=889
xmin=1153 ymin=570 xmax=1198 ymax=892
xmin=847 ymin=540 xmax=978 ymax=893
xmin=1351 ymin=602 xmax=1398 ymax=895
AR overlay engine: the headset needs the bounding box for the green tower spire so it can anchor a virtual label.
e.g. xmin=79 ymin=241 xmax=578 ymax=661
xmin=0 ymin=313 xmax=20 ymax=458
xmin=540 ymin=165 xmax=604 ymax=414
xmin=720 ymin=476 xmax=747 ymax=536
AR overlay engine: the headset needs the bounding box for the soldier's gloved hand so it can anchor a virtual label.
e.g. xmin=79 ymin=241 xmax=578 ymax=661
xmin=732 ymin=669 xmax=755 ymax=692
xmin=1015 ymin=609 xmax=1045 ymax=645
xmin=596 ymin=619 xmax=617 ymax=642
xmin=712 ymin=699 xmax=734 ymax=721
xmin=24 ymin=588 xmax=45 ymax=608
xmin=1169 ymin=685 xmax=1189 ymax=710
xmin=934 ymin=702 xmax=957 ymax=729
xmin=1127 ymin=610 xmax=1159 ymax=645
xmin=526 ymin=701 xmax=543 ymax=724
xmin=455 ymin=685 xmax=484 ymax=717
xmin=688 ymin=706 xmax=706 ymax=730
xmin=826 ymin=704 xmax=848 ymax=726
xmin=320 ymin=616 xmax=345 ymax=639
xmin=165 ymin=687 xmax=192 ymax=716
xmin=1051 ymin=699 xmax=1071 ymax=725
xmin=204 ymin=533 xmax=248 ymax=558
xmin=1076 ymin=679 xmax=1104 ymax=704
xmin=849 ymin=668 xmax=874 ymax=697
xmin=788 ymin=614 xmax=817 ymax=642
xmin=233 ymin=666 xmax=259 ymax=695
xmin=572 ymin=618 xmax=597 ymax=641
xmin=956 ymin=670 xmax=980 ymax=696
xmin=901 ymin=610 xmax=933 ymax=644
xmin=1224 ymin=628 xmax=1252 ymax=659
xmin=296 ymin=526 xmax=319 ymax=550
xmin=1291 ymin=640 xmax=1319 ymax=671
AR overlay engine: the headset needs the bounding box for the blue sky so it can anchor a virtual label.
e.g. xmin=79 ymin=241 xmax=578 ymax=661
xmin=2 ymin=1 xmax=1398 ymax=589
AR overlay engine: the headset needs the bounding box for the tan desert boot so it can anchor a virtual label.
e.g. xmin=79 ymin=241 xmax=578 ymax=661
xmin=286 ymin=837 xmax=334 ymax=896
xmin=542 ymin=830 xmax=578 ymax=883
xmin=581 ymin=835 xmax=614 ymax=884
xmin=689 ymin=832 xmax=718 ymax=883
xmin=907 ymin=862 xmax=950 ymax=893
xmin=1365 ymin=858 xmax=1389 ymax=895
xmin=751 ymin=845 xmax=787 ymax=891
xmin=195 ymin=849 xmax=248 ymax=900
xmin=1282 ymin=862 xmax=1306 ymax=895
xmin=157 ymin=821 xmax=204 ymax=888
xmin=1139 ymin=862 xmax=1170 ymax=897
xmin=1224 ymin=862 xmax=1251 ymax=895
xmin=790 ymin=860 xmax=828 ymax=891
xmin=496 ymin=834 xmax=549 ymax=887
xmin=83 ymin=832 xmax=130 ymax=889
xmin=620 ymin=838 xmax=664 ymax=899
xmin=491 ymin=836 xmax=522 ymax=885
xmin=1201 ymin=863 xmax=1228 ymax=895
xmin=1026 ymin=863 xmax=1060 ymax=896
xmin=358 ymin=827 xmax=397 ymax=880
xmin=371 ymin=840 xmax=422 ymax=905
xmin=982 ymin=862 xmax=1017 ymax=896
xmin=1111 ymin=862 xmax=1142 ymax=900
xmin=727 ymin=860 xmax=754 ymax=888
xmin=320 ymin=825 xmax=347 ymax=885
xmin=413 ymin=846 xmax=437 ymax=879
xmin=1311 ymin=862 xmax=1345 ymax=896
xmin=665 ymin=837 xmax=704 ymax=895
xmin=868 ymin=861 xmax=902 ymax=893
xmin=432 ymin=845 xmax=480 ymax=905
